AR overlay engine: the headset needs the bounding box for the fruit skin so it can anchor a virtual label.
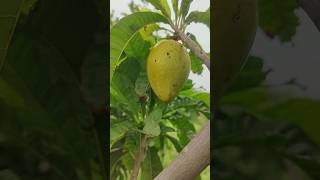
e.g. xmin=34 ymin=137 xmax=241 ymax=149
xmin=213 ymin=0 xmax=258 ymax=104
xmin=147 ymin=40 xmax=191 ymax=102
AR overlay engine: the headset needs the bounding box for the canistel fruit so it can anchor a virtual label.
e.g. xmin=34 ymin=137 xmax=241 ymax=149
xmin=213 ymin=0 xmax=258 ymax=104
xmin=147 ymin=40 xmax=191 ymax=102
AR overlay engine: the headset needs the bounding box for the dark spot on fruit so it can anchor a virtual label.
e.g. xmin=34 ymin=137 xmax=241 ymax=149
xmin=167 ymin=52 xmax=170 ymax=55
xmin=154 ymin=59 xmax=157 ymax=62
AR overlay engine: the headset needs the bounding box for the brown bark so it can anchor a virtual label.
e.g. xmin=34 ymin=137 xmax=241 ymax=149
xmin=174 ymin=28 xmax=211 ymax=70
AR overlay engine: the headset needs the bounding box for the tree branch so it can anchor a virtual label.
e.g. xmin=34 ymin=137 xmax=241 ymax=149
xmin=298 ymin=0 xmax=320 ymax=31
xmin=174 ymin=28 xmax=211 ymax=70
xmin=130 ymin=135 xmax=149 ymax=180
xmin=155 ymin=121 xmax=210 ymax=180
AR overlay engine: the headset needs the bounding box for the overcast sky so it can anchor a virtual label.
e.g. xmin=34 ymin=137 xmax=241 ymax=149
xmin=111 ymin=1 xmax=320 ymax=98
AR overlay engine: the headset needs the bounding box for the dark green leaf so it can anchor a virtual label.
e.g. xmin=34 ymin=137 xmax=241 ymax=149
xmin=0 ymin=0 xmax=23 ymax=71
xmin=110 ymin=12 xmax=169 ymax=80
xmin=259 ymin=0 xmax=299 ymax=42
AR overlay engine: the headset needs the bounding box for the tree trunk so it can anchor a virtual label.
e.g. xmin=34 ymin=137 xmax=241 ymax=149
xmin=154 ymin=121 xmax=210 ymax=180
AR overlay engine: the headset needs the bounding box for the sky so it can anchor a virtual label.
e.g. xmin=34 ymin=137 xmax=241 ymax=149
xmin=110 ymin=0 xmax=211 ymax=92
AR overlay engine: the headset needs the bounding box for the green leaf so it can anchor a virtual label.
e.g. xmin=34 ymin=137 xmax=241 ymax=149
xmin=225 ymin=56 xmax=267 ymax=94
xmin=0 ymin=0 xmax=23 ymax=71
xmin=139 ymin=23 xmax=159 ymax=44
xmin=110 ymin=12 xmax=169 ymax=80
xmin=259 ymin=0 xmax=299 ymax=42
xmin=180 ymin=0 xmax=193 ymax=19
xmin=165 ymin=135 xmax=182 ymax=152
xmin=222 ymin=87 xmax=320 ymax=144
xmin=172 ymin=0 xmax=179 ymax=19
xmin=141 ymin=147 xmax=163 ymax=179
xmin=111 ymin=59 xmax=141 ymax=114
xmin=135 ymin=72 xmax=149 ymax=97
xmin=141 ymin=149 xmax=153 ymax=180
xmin=185 ymin=8 xmax=210 ymax=28
xmin=190 ymin=52 xmax=204 ymax=74
xmin=180 ymin=89 xmax=210 ymax=107
xmin=146 ymin=0 xmax=171 ymax=18
xmin=124 ymin=33 xmax=151 ymax=71
xmin=110 ymin=121 xmax=133 ymax=148
xmin=143 ymin=108 xmax=163 ymax=137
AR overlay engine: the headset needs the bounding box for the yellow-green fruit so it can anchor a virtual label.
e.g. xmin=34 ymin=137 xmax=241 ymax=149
xmin=147 ymin=40 xmax=191 ymax=102
xmin=213 ymin=0 xmax=258 ymax=103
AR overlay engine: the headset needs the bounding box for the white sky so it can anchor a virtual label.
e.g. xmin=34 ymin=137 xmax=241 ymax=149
xmin=110 ymin=0 xmax=210 ymax=92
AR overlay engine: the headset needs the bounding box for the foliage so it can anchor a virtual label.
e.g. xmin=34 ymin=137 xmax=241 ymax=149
xmin=213 ymin=54 xmax=320 ymax=179
xmin=0 ymin=0 xmax=107 ymax=179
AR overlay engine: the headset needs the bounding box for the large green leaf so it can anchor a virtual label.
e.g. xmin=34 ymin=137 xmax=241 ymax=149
xmin=110 ymin=11 xmax=169 ymax=80
xmin=185 ymin=8 xmax=210 ymax=28
xmin=0 ymin=0 xmax=23 ymax=71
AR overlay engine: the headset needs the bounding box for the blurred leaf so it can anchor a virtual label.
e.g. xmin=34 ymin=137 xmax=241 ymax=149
xmin=110 ymin=11 xmax=168 ymax=80
xmin=225 ymin=56 xmax=268 ymax=94
xmin=0 ymin=0 xmax=23 ymax=71
xmin=259 ymin=0 xmax=299 ymax=42
xmin=185 ymin=8 xmax=210 ymax=28
xmin=222 ymin=87 xmax=320 ymax=144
